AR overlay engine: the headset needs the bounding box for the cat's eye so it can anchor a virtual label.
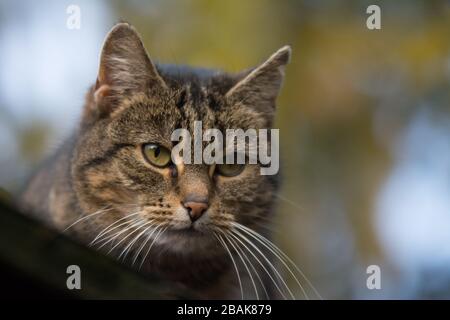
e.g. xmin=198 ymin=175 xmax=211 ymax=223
xmin=142 ymin=143 xmax=172 ymax=168
xmin=215 ymin=163 xmax=245 ymax=177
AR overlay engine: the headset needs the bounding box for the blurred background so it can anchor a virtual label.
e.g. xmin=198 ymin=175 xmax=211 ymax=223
xmin=0 ymin=0 xmax=449 ymax=299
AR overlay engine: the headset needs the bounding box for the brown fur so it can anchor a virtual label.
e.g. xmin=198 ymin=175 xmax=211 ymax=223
xmin=20 ymin=23 xmax=291 ymax=299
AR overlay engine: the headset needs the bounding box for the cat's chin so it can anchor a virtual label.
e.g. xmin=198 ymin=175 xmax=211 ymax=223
xmin=168 ymin=225 xmax=211 ymax=239
xmin=157 ymin=226 xmax=218 ymax=253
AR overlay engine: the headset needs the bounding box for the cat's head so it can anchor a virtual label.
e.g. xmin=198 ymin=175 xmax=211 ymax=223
xmin=72 ymin=23 xmax=290 ymax=255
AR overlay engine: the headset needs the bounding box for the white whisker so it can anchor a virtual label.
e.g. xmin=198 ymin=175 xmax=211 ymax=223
xmin=224 ymin=230 xmax=288 ymax=300
xmin=233 ymin=222 xmax=322 ymax=300
xmin=118 ymin=221 xmax=155 ymax=261
xmin=63 ymin=205 xmax=112 ymax=232
xmin=138 ymin=226 xmax=166 ymax=270
xmin=90 ymin=212 xmax=141 ymax=246
xmin=132 ymin=225 xmax=160 ymax=266
xmin=96 ymin=219 xmax=143 ymax=250
xmin=274 ymin=194 xmax=307 ymax=213
xmin=107 ymin=220 xmax=148 ymax=254
xmin=215 ymin=232 xmax=244 ymax=300
xmin=225 ymin=234 xmax=260 ymax=300
xmin=230 ymin=229 xmax=296 ymax=299
xmin=92 ymin=217 xmax=141 ymax=247
xmin=233 ymin=227 xmax=305 ymax=299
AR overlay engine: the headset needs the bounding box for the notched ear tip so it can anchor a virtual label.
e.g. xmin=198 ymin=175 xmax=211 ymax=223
xmin=226 ymin=45 xmax=292 ymax=101
xmin=109 ymin=21 xmax=135 ymax=32
xmin=97 ymin=21 xmax=147 ymax=86
xmin=272 ymin=45 xmax=292 ymax=66
xmin=103 ymin=22 xmax=140 ymax=44
xmin=95 ymin=22 xmax=168 ymax=108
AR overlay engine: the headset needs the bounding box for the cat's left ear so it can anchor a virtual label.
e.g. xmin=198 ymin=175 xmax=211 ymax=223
xmin=94 ymin=23 xmax=167 ymax=111
xmin=226 ymin=46 xmax=291 ymax=117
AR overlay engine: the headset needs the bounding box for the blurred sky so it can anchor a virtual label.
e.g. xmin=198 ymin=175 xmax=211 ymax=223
xmin=0 ymin=0 xmax=449 ymax=299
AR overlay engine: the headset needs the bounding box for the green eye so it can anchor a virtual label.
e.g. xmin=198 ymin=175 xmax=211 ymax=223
xmin=215 ymin=163 xmax=245 ymax=177
xmin=142 ymin=143 xmax=172 ymax=168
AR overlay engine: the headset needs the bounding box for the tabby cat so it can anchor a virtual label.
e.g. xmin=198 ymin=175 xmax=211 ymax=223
xmin=21 ymin=23 xmax=292 ymax=299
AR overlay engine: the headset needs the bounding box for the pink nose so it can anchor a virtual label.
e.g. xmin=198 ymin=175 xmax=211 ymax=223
xmin=183 ymin=201 xmax=209 ymax=222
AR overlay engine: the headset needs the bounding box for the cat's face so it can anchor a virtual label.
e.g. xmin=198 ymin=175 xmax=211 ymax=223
xmin=71 ymin=23 xmax=290 ymax=256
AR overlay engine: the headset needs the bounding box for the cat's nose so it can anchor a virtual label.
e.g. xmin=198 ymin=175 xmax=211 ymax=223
xmin=182 ymin=197 xmax=209 ymax=222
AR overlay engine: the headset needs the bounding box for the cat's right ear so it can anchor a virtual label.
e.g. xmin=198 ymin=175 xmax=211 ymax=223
xmin=93 ymin=23 xmax=167 ymax=114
